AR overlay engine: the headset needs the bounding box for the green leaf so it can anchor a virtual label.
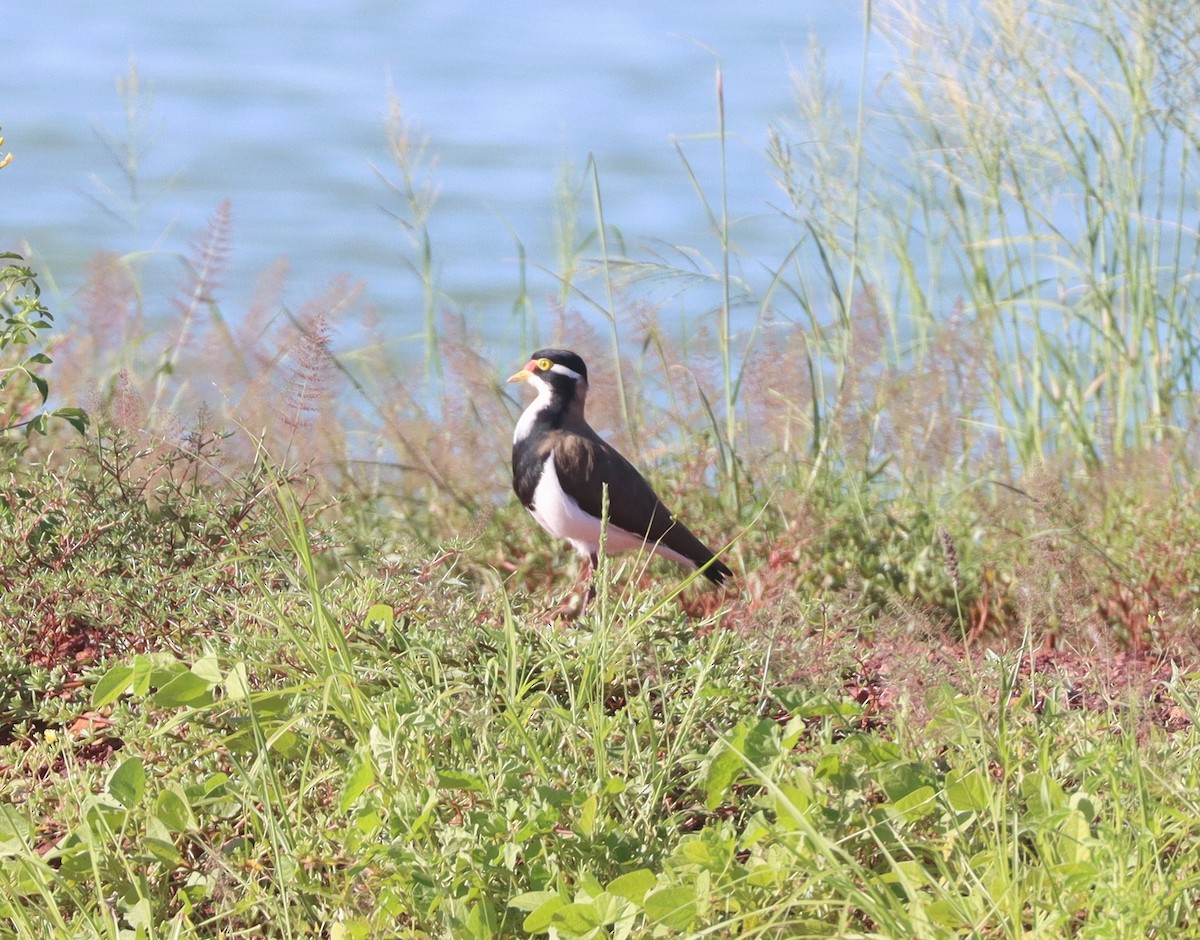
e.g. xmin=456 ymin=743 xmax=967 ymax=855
xmin=889 ymin=785 xmax=938 ymax=823
xmin=1057 ymin=808 xmax=1093 ymax=863
xmin=741 ymin=717 xmax=782 ymax=767
xmin=552 ymin=901 xmax=603 ymax=934
xmin=28 ymin=371 xmax=48 ymax=404
xmin=339 ymin=756 xmax=376 ymax=812
xmin=436 ymin=769 xmax=486 ymax=792
xmin=793 ymin=700 xmax=864 ymax=719
xmin=945 ymin=768 xmax=991 ymax=814
xmin=643 ymin=885 xmax=697 ymax=930
xmin=508 ymin=890 xmax=558 ymax=913
xmin=143 ymin=815 xmax=181 ymax=866
xmin=191 ymin=655 xmax=222 ymax=684
xmin=704 ymin=718 xmax=780 ymax=810
xmin=153 ymin=670 xmax=215 ymax=707
xmin=155 ymin=785 xmax=198 ymax=833
xmin=51 ymin=407 xmax=89 ymax=435
xmin=520 ymin=895 xmax=566 ymax=932
xmin=223 ymin=662 xmax=251 ymax=700
xmin=576 ymin=793 xmax=597 ymax=837
xmin=704 ymin=731 xmax=746 ymax=810
xmin=131 ymin=654 xmax=160 ymax=696
xmin=107 ymin=757 xmax=146 ymax=810
xmin=364 ymin=604 xmax=394 ymax=630
xmin=91 ymin=665 xmax=134 ymax=708
xmin=1022 ymin=770 xmax=1067 ymax=818
xmin=607 ymin=869 xmax=656 ymax=904
xmin=148 ymin=662 xmax=189 ymax=689
xmin=774 ymin=781 xmax=814 ymax=829
xmin=464 ymin=899 xmax=497 ymax=939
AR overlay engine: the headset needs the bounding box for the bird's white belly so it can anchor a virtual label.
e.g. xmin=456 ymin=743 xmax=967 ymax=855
xmin=529 ymin=453 xmax=692 ymax=565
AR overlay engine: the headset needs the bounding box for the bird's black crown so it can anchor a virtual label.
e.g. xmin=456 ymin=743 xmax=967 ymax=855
xmin=529 ymin=348 xmax=588 ymax=382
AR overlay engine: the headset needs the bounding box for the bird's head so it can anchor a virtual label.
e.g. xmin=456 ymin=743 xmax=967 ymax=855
xmin=507 ymin=349 xmax=589 ymax=402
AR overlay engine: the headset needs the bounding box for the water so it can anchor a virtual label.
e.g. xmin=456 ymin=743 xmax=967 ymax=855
xmin=4 ymin=1 xmax=870 ymax=352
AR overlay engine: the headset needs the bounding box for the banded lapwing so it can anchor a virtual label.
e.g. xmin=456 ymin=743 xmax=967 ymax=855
xmin=508 ymin=348 xmax=732 ymax=603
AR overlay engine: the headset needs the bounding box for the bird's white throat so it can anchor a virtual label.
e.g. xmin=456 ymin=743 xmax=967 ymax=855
xmin=513 ymin=376 xmax=554 ymax=444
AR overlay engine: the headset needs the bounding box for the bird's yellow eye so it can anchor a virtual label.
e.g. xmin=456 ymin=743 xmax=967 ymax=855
xmin=536 ymin=357 xmax=552 ymax=371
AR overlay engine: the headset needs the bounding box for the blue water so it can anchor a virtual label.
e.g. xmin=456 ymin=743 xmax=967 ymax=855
xmin=5 ymin=1 xmax=870 ymax=351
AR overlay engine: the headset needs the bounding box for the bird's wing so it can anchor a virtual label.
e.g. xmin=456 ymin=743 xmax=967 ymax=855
xmin=546 ymin=425 xmax=732 ymax=584
xmin=549 ymin=428 xmax=680 ymax=543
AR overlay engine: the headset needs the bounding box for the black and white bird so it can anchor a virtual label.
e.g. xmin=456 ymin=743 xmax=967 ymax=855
xmin=509 ymin=349 xmax=732 ymax=594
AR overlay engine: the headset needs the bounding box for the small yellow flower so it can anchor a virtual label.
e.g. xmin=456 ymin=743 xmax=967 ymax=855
xmin=44 ymin=729 xmax=58 ymax=745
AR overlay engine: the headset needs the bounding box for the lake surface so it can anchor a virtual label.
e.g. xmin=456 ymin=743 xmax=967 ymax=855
xmin=5 ymin=1 xmax=876 ymax=353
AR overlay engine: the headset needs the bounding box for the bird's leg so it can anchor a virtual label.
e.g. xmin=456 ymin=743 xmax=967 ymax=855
xmin=579 ymin=553 xmax=598 ymax=614
xmin=548 ymin=553 xmax=597 ymax=621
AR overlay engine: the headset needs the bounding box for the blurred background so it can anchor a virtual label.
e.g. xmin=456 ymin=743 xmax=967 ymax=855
xmin=3 ymin=1 xmax=873 ymax=351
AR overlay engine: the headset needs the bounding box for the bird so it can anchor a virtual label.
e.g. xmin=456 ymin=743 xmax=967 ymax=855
xmin=508 ymin=348 xmax=732 ymax=602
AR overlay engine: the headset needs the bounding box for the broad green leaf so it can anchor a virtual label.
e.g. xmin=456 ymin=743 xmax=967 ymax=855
xmin=1057 ymin=808 xmax=1093 ymax=863
xmin=191 ymin=655 xmax=222 ymax=684
xmin=244 ymin=690 xmax=293 ymax=717
xmin=123 ymin=898 xmax=153 ymax=931
xmin=0 ymin=806 xmax=32 ymax=849
xmin=329 ymin=921 xmax=372 ymax=940
xmin=945 ymin=767 xmax=990 ymax=814
xmin=1052 ymin=859 xmax=1099 ymax=888
xmin=774 ymin=780 xmax=813 ymax=828
xmin=91 ymin=665 xmax=134 ymax=708
xmin=131 ymin=655 xmax=158 ymax=696
xmin=147 ymin=662 xmax=188 ymax=690
xmin=464 ymin=899 xmax=497 ymax=939
xmin=925 ymin=896 xmax=980 ymax=929
xmin=679 ymin=839 xmax=715 ymax=866
xmin=576 ymin=793 xmax=597 ymax=837
xmin=52 ymin=407 xmax=89 ymax=435
xmin=1022 ymin=770 xmax=1067 ymax=818
xmin=1070 ymin=791 xmax=1097 ymax=823
xmin=107 ymin=757 xmax=145 ymax=810
xmin=364 ymin=604 xmax=394 ymax=630
xmin=521 ymin=895 xmax=566 ymax=932
xmin=552 ymin=901 xmax=603 ymax=934
xmin=144 ymin=815 xmax=181 ymax=866
xmin=643 ymin=885 xmax=697 ymax=931
xmin=889 ymin=785 xmax=938 ymax=823
xmin=153 ymin=671 xmax=214 ymax=707
xmin=339 ymin=757 xmax=376 ymax=812
xmin=508 ymin=890 xmax=558 ymax=913
xmin=741 ymin=717 xmax=782 ymax=768
xmin=28 ymin=372 xmax=48 ymax=404
xmin=577 ymin=871 xmax=604 ymax=898
xmin=607 ymin=869 xmax=655 ymax=904
xmin=223 ymin=662 xmax=251 ymax=700
xmin=436 ymin=769 xmax=486 ymax=792
xmin=155 ymin=785 xmax=198 ymax=833
xmin=703 ymin=744 xmax=742 ymax=810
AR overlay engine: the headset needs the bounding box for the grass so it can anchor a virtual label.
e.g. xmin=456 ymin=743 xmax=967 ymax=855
xmin=5 ymin=0 xmax=1200 ymax=935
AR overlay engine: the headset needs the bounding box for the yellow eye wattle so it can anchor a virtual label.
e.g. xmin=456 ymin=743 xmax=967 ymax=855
xmin=536 ymin=358 xmax=552 ymax=371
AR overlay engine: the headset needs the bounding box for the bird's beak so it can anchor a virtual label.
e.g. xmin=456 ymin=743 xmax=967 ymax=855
xmin=507 ymin=360 xmax=537 ymax=384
